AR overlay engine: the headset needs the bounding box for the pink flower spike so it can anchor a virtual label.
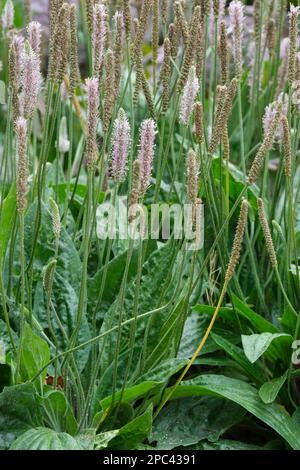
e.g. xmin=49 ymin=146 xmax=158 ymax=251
xmin=92 ymin=3 xmax=107 ymax=77
xmin=138 ymin=118 xmax=156 ymax=195
xmin=11 ymin=35 xmax=24 ymax=88
xmin=27 ymin=21 xmax=43 ymax=57
xmin=2 ymin=0 xmax=14 ymax=30
xmin=229 ymin=0 xmax=244 ymax=34
xmin=19 ymin=46 xmax=43 ymax=119
xmin=180 ymin=66 xmax=199 ymax=125
xmin=111 ymin=108 xmax=130 ymax=183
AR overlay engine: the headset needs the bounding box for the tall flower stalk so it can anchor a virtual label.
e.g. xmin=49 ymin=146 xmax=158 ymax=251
xmin=15 ymin=117 xmax=28 ymax=380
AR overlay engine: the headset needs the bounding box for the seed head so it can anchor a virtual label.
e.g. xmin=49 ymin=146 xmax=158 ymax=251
xmin=133 ymin=0 xmax=151 ymax=55
xmin=49 ymin=197 xmax=61 ymax=241
xmin=186 ymin=149 xmax=199 ymax=204
xmin=257 ymin=198 xmax=277 ymax=269
xmin=152 ymin=0 xmax=159 ymax=67
xmin=174 ymin=1 xmax=189 ymax=46
xmin=225 ymin=199 xmax=249 ymax=283
xmin=248 ymin=102 xmax=282 ymax=185
xmin=195 ymin=21 xmax=204 ymax=80
xmin=16 ymin=117 xmax=28 ymax=214
xmin=85 ymin=77 xmax=99 ymax=170
xmin=138 ymin=118 xmax=156 ymax=196
xmin=253 ymin=0 xmax=260 ymax=43
xmin=43 ymin=259 xmax=57 ymax=294
xmin=177 ymin=5 xmax=201 ymax=92
xmin=161 ymin=0 xmax=169 ymax=24
xmin=160 ymin=37 xmax=172 ymax=114
xmin=111 ymin=108 xmax=131 ymax=183
xmin=92 ymin=3 xmax=107 ymax=80
xmin=288 ymin=4 xmax=300 ymax=86
xmin=49 ymin=0 xmax=63 ymax=33
xmin=281 ymin=115 xmax=292 ymax=178
xmin=168 ymin=22 xmax=179 ymax=59
xmin=209 ymin=0 xmax=226 ymax=44
xmin=229 ymin=0 xmax=244 ymax=80
xmin=9 ymin=36 xmax=24 ymax=120
xmin=209 ymin=79 xmax=238 ymax=154
xmin=222 ymin=126 xmax=230 ymax=161
xmin=266 ymin=18 xmax=276 ymax=53
xmin=48 ymin=3 xmax=71 ymax=83
xmin=122 ymin=0 xmax=132 ymax=39
xmin=85 ymin=0 xmax=94 ymax=34
xmin=219 ymin=20 xmax=229 ymax=85
xmin=69 ymin=5 xmax=81 ymax=95
xmin=209 ymin=84 xmax=227 ymax=154
xmin=194 ymin=101 xmax=204 ymax=144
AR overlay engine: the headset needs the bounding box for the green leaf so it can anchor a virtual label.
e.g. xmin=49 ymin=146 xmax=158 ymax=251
xmin=178 ymin=312 xmax=240 ymax=358
xmin=259 ymin=372 xmax=288 ymax=404
xmin=75 ymin=429 xmax=96 ymax=450
xmin=231 ymin=294 xmax=278 ymax=333
xmin=94 ymin=430 xmax=119 ymax=450
xmin=0 ymin=182 xmax=16 ymax=268
xmin=144 ymin=297 xmax=187 ymax=370
xmin=0 ymin=384 xmax=42 ymax=450
xmin=10 ymin=427 xmax=86 ymax=450
xmin=99 ymin=381 xmax=161 ymax=413
xmin=184 ymin=439 xmax=267 ymax=450
xmin=211 ymin=333 xmax=264 ymax=383
xmin=95 ymin=405 xmax=153 ymax=450
xmin=20 ymin=324 xmax=50 ymax=382
xmin=40 ymin=390 xmax=77 ymax=436
xmin=171 ymin=374 xmax=300 ymax=449
xmin=241 ymin=333 xmax=292 ymax=364
xmin=139 ymin=358 xmax=187 ymax=383
xmin=192 ymin=304 xmax=234 ymax=323
xmin=151 ymin=396 xmax=246 ymax=450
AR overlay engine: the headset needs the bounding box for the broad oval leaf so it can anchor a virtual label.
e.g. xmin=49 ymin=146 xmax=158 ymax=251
xmin=10 ymin=427 xmax=85 ymax=450
xmin=170 ymin=374 xmax=300 ymax=450
xmin=259 ymin=372 xmax=288 ymax=404
xmin=20 ymin=323 xmax=50 ymax=382
xmin=241 ymin=333 xmax=292 ymax=364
